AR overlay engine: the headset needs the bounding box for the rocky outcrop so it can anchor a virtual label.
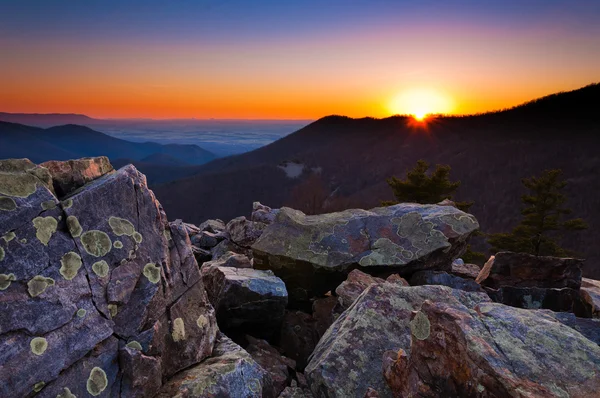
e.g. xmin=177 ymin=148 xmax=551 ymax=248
xmin=409 ymin=270 xmax=484 ymax=292
xmin=383 ymin=300 xmax=600 ymax=397
xmin=253 ymin=204 xmax=478 ymax=305
xmin=305 ymin=284 xmax=491 ymax=398
xmin=476 ymin=252 xmax=583 ymax=289
xmin=0 ymin=159 xmax=218 ymax=398
xmin=201 ymin=265 xmax=288 ymax=335
xmin=157 ymin=333 xmax=275 ymax=398
xmin=40 ymin=156 xmax=114 ymax=198
xmin=335 ymin=269 xmax=385 ymax=309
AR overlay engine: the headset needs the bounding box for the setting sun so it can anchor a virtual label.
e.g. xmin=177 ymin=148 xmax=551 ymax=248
xmin=389 ymin=88 xmax=454 ymax=119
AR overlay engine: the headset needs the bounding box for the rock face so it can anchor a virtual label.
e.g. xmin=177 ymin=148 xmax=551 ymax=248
xmin=476 ymin=251 xmax=583 ymax=289
xmin=335 ymin=269 xmax=385 ymax=309
xmin=383 ymin=300 xmax=600 ymax=397
xmin=40 ymin=156 xmax=114 ymax=198
xmin=253 ymin=204 xmax=478 ymax=305
xmin=305 ymin=284 xmax=491 ymax=398
xmin=157 ymin=333 xmax=275 ymax=398
xmin=0 ymin=159 xmax=218 ymax=398
xmin=202 ymin=265 xmax=288 ymax=334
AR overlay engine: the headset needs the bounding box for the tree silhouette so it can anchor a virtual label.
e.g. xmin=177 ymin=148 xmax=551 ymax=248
xmin=488 ymin=169 xmax=587 ymax=256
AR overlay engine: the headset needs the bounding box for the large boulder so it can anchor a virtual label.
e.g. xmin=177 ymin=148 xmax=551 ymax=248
xmin=253 ymin=204 xmax=478 ymax=305
xmin=476 ymin=252 xmax=583 ymax=289
xmin=40 ymin=156 xmax=114 ymax=198
xmin=157 ymin=333 xmax=275 ymax=398
xmin=383 ymin=299 xmax=600 ymax=397
xmin=201 ymin=265 xmax=288 ymax=335
xmin=305 ymin=284 xmax=490 ymax=398
xmin=0 ymin=161 xmax=218 ymax=397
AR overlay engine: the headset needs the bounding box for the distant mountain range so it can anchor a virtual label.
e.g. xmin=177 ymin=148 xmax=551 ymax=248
xmin=152 ymin=83 xmax=600 ymax=277
xmin=0 ymin=122 xmax=216 ymax=170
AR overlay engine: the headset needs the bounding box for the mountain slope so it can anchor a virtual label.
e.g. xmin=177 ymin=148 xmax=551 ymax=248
xmin=154 ymin=83 xmax=600 ymax=277
xmin=0 ymin=121 xmax=216 ymax=166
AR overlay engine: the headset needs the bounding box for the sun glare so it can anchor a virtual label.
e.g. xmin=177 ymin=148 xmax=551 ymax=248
xmin=389 ymin=88 xmax=453 ymax=120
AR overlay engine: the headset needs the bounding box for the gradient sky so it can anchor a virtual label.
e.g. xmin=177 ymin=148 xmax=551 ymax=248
xmin=1 ymin=0 xmax=599 ymax=119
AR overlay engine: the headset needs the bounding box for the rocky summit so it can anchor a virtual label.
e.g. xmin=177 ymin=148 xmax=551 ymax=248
xmin=1 ymin=157 xmax=599 ymax=398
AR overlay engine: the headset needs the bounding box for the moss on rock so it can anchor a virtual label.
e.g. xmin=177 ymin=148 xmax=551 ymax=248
xmin=133 ymin=232 xmax=143 ymax=244
xmin=77 ymin=308 xmax=87 ymax=318
xmin=33 ymin=381 xmax=45 ymax=393
xmin=92 ymin=260 xmax=110 ymax=278
xmin=113 ymin=240 xmax=123 ymax=249
xmin=0 ymin=247 xmax=4 ymax=262
xmin=0 ymin=170 xmax=38 ymax=198
xmin=410 ymin=310 xmax=431 ymax=340
xmin=56 ymin=387 xmax=76 ymax=398
xmin=0 ymin=196 xmax=17 ymax=211
xmin=0 ymin=273 xmax=16 ymax=290
xmin=2 ymin=231 xmax=16 ymax=242
xmin=41 ymin=200 xmax=56 ymax=210
xmin=59 ymin=252 xmax=83 ymax=280
xmin=143 ymin=263 xmax=161 ymax=283
xmin=172 ymin=317 xmax=186 ymax=342
xmin=126 ymin=340 xmax=143 ymax=351
xmin=80 ymin=230 xmax=112 ymax=257
xmin=30 ymin=337 xmax=48 ymax=356
xmin=32 ymin=216 xmax=58 ymax=246
xmin=66 ymin=215 xmax=83 ymax=238
xmin=87 ymin=367 xmax=108 ymax=396
xmin=108 ymin=216 xmax=135 ymax=236
xmin=27 ymin=275 xmax=55 ymax=297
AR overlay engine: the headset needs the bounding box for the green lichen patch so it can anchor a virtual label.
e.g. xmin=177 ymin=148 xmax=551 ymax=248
xmin=133 ymin=232 xmax=143 ymax=244
xmin=62 ymin=198 xmax=73 ymax=209
xmin=0 ymin=247 xmax=4 ymax=262
xmin=87 ymin=367 xmax=108 ymax=396
xmin=30 ymin=337 xmax=48 ymax=355
xmin=33 ymin=381 xmax=45 ymax=393
xmin=172 ymin=317 xmax=186 ymax=342
xmin=92 ymin=260 xmax=110 ymax=278
xmin=0 ymin=196 xmax=17 ymax=211
xmin=196 ymin=314 xmax=208 ymax=329
xmin=0 ymin=171 xmax=38 ymax=197
xmin=77 ymin=308 xmax=87 ymax=318
xmin=27 ymin=275 xmax=55 ymax=297
xmin=108 ymin=303 xmax=118 ymax=317
xmin=163 ymin=229 xmax=172 ymax=241
xmin=2 ymin=231 xmax=15 ymax=242
xmin=66 ymin=215 xmax=83 ymax=237
xmin=20 ymin=238 xmax=27 ymax=244
xmin=410 ymin=311 xmax=431 ymax=340
xmin=126 ymin=340 xmax=143 ymax=351
xmin=56 ymin=387 xmax=76 ymax=398
xmin=32 ymin=216 xmax=58 ymax=246
xmin=41 ymin=200 xmax=56 ymax=210
xmin=0 ymin=273 xmax=16 ymax=290
xmin=113 ymin=240 xmax=123 ymax=249
xmin=143 ymin=263 xmax=161 ymax=283
xmin=108 ymin=216 xmax=135 ymax=236
xmin=80 ymin=230 xmax=112 ymax=257
xmin=60 ymin=252 xmax=83 ymax=280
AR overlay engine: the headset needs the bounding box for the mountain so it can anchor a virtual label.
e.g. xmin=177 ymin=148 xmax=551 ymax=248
xmin=0 ymin=112 xmax=98 ymax=127
xmin=0 ymin=121 xmax=216 ymax=166
xmin=153 ymin=83 xmax=600 ymax=277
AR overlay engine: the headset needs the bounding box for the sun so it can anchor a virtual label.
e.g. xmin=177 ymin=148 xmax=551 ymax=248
xmin=388 ymin=88 xmax=453 ymax=120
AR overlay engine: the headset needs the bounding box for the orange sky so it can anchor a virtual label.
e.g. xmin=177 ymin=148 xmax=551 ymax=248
xmin=1 ymin=2 xmax=599 ymax=119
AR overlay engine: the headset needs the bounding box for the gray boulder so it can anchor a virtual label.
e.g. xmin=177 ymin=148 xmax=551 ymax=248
xmin=227 ymin=216 xmax=267 ymax=247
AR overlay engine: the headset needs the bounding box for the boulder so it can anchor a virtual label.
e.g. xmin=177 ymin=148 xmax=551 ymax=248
xmin=485 ymin=285 xmax=592 ymax=317
xmin=280 ymin=311 xmax=321 ymax=371
xmin=450 ymin=259 xmax=481 ymax=279
xmin=192 ymin=246 xmax=212 ymax=265
xmin=335 ymin=269 xmax=385 ymax=310
xmin=0 ymin=162 xmax=218 ymax=397
xmin=246 ymin=335 xmax=296 ymax=396
xmin=211 ymin=238 xmax=254 ymax=260
xmin=581 ymin=278 xmax=600 ymax=318
xmin=40 ymin=156 xmax=114 ymax=198
xmin=253 ymin=204 xmax=478 ymax=305
xmin=157 ymin=333 xmax=275 ymax=398
xmin=305 ymin=284 xmax=490 ymax=398
xmin=201 ymin=265 xmax=288 ymax=334
xmin=476 ymin=252 xmax=583 ymax=289
xmin=385 ymin=274 xmax=409 ymax=285
xmin=202 ymin=251 xmax=253 ymax=269
xmin=382 ymin=299 xmax=600 ymax=397
xmin=191 ymin=230 xmax=221 ymax=248
xmin=252 ymin=201 xmax=280 ymax=224
xmin=198 ymin=218 xmax=226 ymax=234
xmin=409 ymin=270 xmax=484 ymax=292
xmin=227 ymin=216 xmax=267 ymax=248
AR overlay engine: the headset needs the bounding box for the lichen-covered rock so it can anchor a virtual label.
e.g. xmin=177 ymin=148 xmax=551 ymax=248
xmin=253 ymin=204 xmax=478 ymax=305
xmin=0 ymin=161 xmax=218 ymax=397
xmin=581 ymin=278 xmax=600 ymax=318
xmin=202 ymin=251 xmax=253 ymax=269
xmin=227 ymin=216 xmax=267 ymax=248
xmin=383 ymin=299 xmax=600 ymax=397
xmin=40 ymin=156 xmax=114 ymax=198
xmin=305 ymin=284 xmax=490 ymax=398
xmin=202 ymin=265 xmax=287 ymax=335
xmin=246 ymin=335 xmax=296 ymax=396
xmin=157 ymin=333 xmax=275 ymax=398
xmin=550 ymin=311 xmax=600 ymax=345
xmin=252 ymin=201 xmax=280 ymax=224
xmin=335 ymin=269 xmax=385 ymax=310
xmin=476 ymin=252 xmax=583 ymax=289
xmin=409 ymin=270 xmax=484 ymax=292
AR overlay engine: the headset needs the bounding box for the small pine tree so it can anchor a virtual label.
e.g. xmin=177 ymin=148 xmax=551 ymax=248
xmin=488 ymin=169 xmax=587 ymax=256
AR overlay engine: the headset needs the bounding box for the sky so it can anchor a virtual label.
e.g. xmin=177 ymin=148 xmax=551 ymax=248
xmin=1 ymin=0 xmax=599 ymax=119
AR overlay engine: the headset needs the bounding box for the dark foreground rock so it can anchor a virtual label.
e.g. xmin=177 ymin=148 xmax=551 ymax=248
xmin=253 ymin=204 xmax=478 ymax=306
xmin=409 ymin=270 xmax=484 ymax=292
xmin=157 ymin=333 xmax=275 ymax=398
xmin=305 ymin=284 xmax=490 ymax=398
xmin=383 ymin=300 xmax=600 ymax=397
xmin=476 ymin=252 xmax=583 ymax=289
xmin=280 ymin=310 xmax=321 ymax=371
xmin=246 ymin=335 xmax=296 ymax=396
xmin=0 ymin=160 xmax=218 ymax=398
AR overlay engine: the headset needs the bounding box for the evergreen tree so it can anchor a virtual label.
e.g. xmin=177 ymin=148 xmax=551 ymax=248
xmin=488 ymin=169 xmax=587 ymax=256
